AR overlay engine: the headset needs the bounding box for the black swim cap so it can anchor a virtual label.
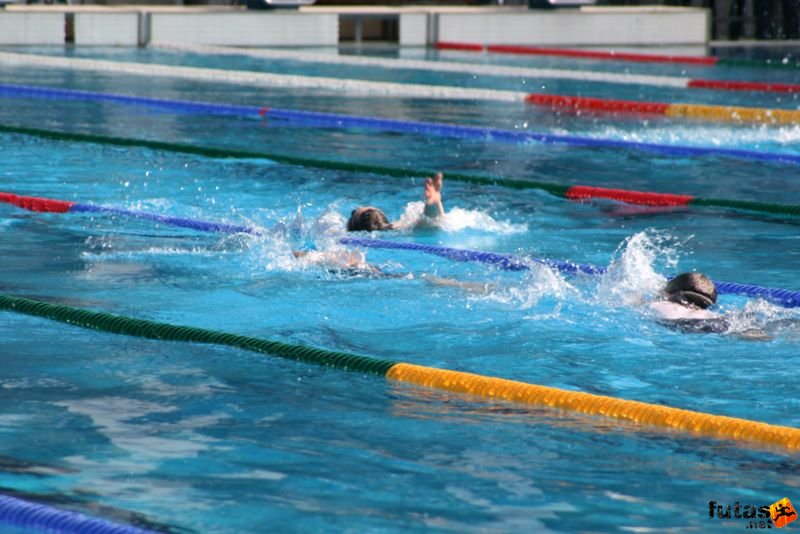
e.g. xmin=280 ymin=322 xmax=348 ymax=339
xmin=664 ymin=272 xmax=717 ymax=309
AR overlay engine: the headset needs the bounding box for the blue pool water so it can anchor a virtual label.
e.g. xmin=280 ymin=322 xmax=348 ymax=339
xmin=1 ymin=45 xmax=800 ymax=532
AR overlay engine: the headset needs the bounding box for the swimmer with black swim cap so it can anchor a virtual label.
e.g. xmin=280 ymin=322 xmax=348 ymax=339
xmin=650 ymin=272 xmax=730 ymax=333
xmin=664 ymin=272 xmax=718 ymax=310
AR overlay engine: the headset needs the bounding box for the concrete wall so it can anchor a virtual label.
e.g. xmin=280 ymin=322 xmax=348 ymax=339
xmin=149 ymin=12 xmax=338 ymax=46
xmin=399 ymin=12 xmax=427 ymax=46
xmin=0 ymin=7 xmax=708 ymax=47
xmin=0 ymin=13 xmax=63 ymax=45
xmin=437 ymin=7 xmax=709 ymax=46
xmin=75 ymin=13 xmax=140 ymax=45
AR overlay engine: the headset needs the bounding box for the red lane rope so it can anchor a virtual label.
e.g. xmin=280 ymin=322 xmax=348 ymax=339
xmin=0 ymin=192 xmax=74 ymax=213
xmin=687 ymin=79 xmax=800 ymax=93
xmin=525 ymin=93 xmax=670 ymax=115
xmin=436 ymin=42 xmax=486 ymax=52
xmin=486 ymin=44 xmax=719 ymax=66
xmin=437 ymin=42 xmax=800 ymax=93
xmin=565 ymin=186 xmax=694 ymax=206
xmin=436 ymin=41 xmax=719 ymax=66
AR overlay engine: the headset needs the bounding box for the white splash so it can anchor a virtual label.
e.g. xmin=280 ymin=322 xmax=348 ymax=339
xmin=591 ymin=124 xmax=800 ymax=151
xmin=595 ymin=230 xmax=684 ymax=308
xmin=723 ymin=297 xmax=800 ymax=338
xmin=480 ymin=262 xmax=577 ymax=311
xmin=394 ymin=201 xmax=527 ymax=234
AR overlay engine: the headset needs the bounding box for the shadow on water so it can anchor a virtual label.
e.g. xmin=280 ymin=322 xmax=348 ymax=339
xmin=0 ymin=455 xmax=191 ymax=533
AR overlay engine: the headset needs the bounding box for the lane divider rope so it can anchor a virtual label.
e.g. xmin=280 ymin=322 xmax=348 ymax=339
xmin=438 ymin=40 xmax=719 ymax=65
xmin=3 ymin=124 xmax=800 ymax=219
xmin=437 ymin=41 xmax=800 ymax=71
xmin=342 ymin=236 xmax=604 ymax=275
xmin=339 ymin=237 xmax=800 ymax=308
xmin=3 ymin=85 xmax=800 ymax=165
xmin=2 ymin=191 xmax=798 ymax=308
xmin=156 ymin=42 xmax=800 ymax=94
xmin=1 ymin=293 xmax=799 ymax=452
xmin=2 ymin=47 xmax=797 ymax=125
xmin=0 ymin=50 xmax=529 ymax=103
xmin=3 ymin=124 xmax=800 ymax=220
xmin=0 ymin=494 xmax=155 ymax=534
xmin=525 ymin=93 xmax=800 ymax=126
xmin=4 ymin=82 xmax=798 ymax=133
xmin=150 ymin=43 xmax=688 ymax=89
xmin=149 ymin=42 xmax=691 ymax=89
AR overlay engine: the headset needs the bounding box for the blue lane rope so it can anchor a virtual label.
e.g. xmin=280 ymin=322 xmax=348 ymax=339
xmin=713 ymin=280 xmax=800 ymax=308
xmin=5 ymin=193 xmax=800 ymax=308
xmin=340 ymin=237 xmax=800 ymax=308
xmin=2 ymin=83 xmax=800 ymax=166
xmin=0 ymin=494 xmax=155 ymax=534
xmin=339 ymin=236 xmax=606 ymax=275
xmin=70 ymin=203 xmax=256 ymax=235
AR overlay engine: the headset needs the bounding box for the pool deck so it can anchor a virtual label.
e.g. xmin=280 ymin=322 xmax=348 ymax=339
xmin=0 ymin=3 xmax=710 ymax=50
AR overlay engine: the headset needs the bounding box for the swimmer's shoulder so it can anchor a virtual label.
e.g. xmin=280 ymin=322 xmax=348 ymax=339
xmin=649 ymin=300 xmax=720 ymax=321
xmin=649 ymin=300 xmax=729 ymax=334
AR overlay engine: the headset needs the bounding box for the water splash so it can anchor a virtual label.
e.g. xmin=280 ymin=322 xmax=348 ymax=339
xmin=308 ymin=207 xmax=347 ymax=246
xmin=241 ymin=206 xmax=384 ymax=277
xmin=394 ymin=201 xmax=527 ymax=234
xmin=595 ymin=230 xmax=685 ymax=308
xmin=239 ymin=220 xmax=300 ymax=274
xmin=593 ymin=124 xmax=800 ymax=152
xmin=477 ymin=262 xmax=577 ymax=312
xmin=723 ymin=298 xmax=800 ymax=339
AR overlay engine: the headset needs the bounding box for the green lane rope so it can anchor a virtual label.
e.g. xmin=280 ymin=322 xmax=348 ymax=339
xmin=0 ymin=123 xmax=556 ymax=193
xmin=0 ymin=294 xmax=396 ymax=376
xmin=2 ymin=123 xmax=800 ymax=219
xmin=4 ymin=293 xmax=800 ymax=452
xmin=688 ymin=197 xmax=800 ymax=216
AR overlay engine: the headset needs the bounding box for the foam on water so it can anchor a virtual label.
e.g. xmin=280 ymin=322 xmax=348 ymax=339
xmin=594 ymin=230 xmax=683 ymax=308
xmin=456 ymin=230 xmax=684 ymax=318
xmin=723 ymin=297 xmax=800 ymax=337
xmin=478 ymin=263 xmax=577 ymax=312
xmin=394 ymin=201 xmax=527 ymax=234
xmin=592 ymin=124 xmax=800 ymax=152
xmin=237 ymin=200 xmax=527 ymax=277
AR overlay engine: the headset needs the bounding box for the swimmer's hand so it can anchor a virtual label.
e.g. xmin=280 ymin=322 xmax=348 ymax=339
xmin=423 ymin=172 xmax=445 ymax=219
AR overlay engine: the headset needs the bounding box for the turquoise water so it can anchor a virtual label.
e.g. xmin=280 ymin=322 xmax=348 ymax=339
xmin=1 ymin=46 xmax=800 ymax=532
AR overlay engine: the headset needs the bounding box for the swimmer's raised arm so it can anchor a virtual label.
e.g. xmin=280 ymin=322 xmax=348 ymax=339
xmin=423 ymin=172 xmax=445 ymax=220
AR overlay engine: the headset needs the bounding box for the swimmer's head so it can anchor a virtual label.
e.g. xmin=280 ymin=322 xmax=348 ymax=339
xmin=664 ymin=272 xmax=717 ymax=309
xmin=347 ymin=206 xmax=392 ymax=232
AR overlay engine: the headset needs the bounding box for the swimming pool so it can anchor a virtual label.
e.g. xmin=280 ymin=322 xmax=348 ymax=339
xmin=1 ymin=44 xmax=800 ymax=532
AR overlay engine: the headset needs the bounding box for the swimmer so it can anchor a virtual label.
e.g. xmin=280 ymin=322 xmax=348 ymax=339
xmin=428 ymin=269 xmax=769 ymax=338
xmin=651 ymin=272 xmax=768 ymax=339
xmin=291 ymin=248 xmax=412 ymax=279
xmin=289 ymin=173 xmax=444 ymax=271
xmin=649 ymin=272 xmax=730 ymax=333
xmin=292 ymin=249 xmax=384 ymax=277
xmin=347 ymin=172 xmax=445 ymax=232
